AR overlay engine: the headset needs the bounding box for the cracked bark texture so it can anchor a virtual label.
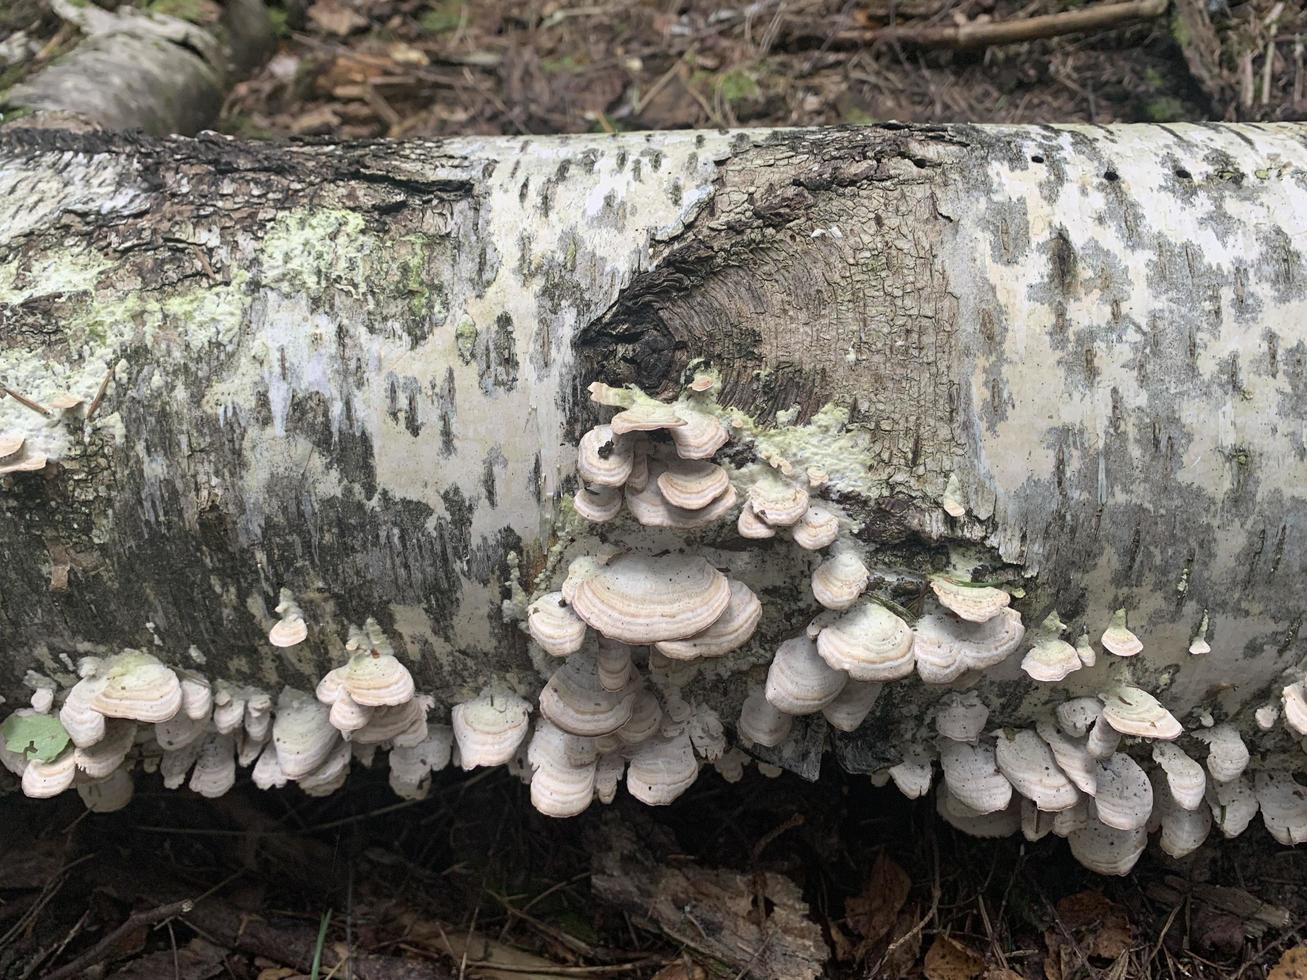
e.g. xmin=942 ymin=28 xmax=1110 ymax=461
xmin=1 ymin=123 xmax=1305 ymax=770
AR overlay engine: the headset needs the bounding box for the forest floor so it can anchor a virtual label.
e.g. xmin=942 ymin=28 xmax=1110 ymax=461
xmin=4 ymin=1 xmax=1307 ymax=978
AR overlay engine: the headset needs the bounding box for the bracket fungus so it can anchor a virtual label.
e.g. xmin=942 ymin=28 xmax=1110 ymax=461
xmin=565 ymin=553 xmax=731 ymax=645
xmin=574 ymin=485 xmax=623 ymax=523
xmin=933 ymin=692 xmax=989 ymax=743
xmin=653 ymin=579 xmax=761 ymax=661
xmin=526 ymin=720 xmax=598 ymax=818
xmin=994 ymin=729 xmax=1079 ymax=812
xmin=627 ymin=732 xmax=699 ymax=805
xmin=747 ymin=477 xmax=809 ymax=527
xmin=526 ymin=592 xmax=587 ymax=657
xmin=815 ymin=601 xmax=915 ymax=682
xmin=811 ymin=551 xmax=870 ymax=612
xmin=737 ymin=688 xmax=794 ymax=748
xmin=451 ymin=691 xmax=531 ymax=770
xmin=610 ymin=401 xmax=686 ymax=436
xmin=656 ymin=459 xmax=730 ymax=509
xmin=913 ymin=608 xmax=1024 ymax=685
xmin=268 ymin=588 xmax=309 ymax=648
xmin=1093 ymin=753 xmax=1154 ymax=831
xmin=1151 ymin=742 xmax=1206 ymax=810
xmin=936 ymin=785 xmax=1021 ymax=838
xmin=791 ymin=505 xmax=839 ymax=551
xmin=1282 ymin=682 xmax=1307 ymax=736
xmin=736 ymin=502 xmax=776 ymax=539
xmin=577 ymin=424 xmax=634 ymax=486
xmin=539 ymin=651 xmax=636 ymax=737
xmin=0 ymin=435 xmax=47 ymax=475
xmin=938 ymin=738 xmax=1013 ymax=815
xmin=1034 ymin=718 xmax=1097 ymax=795
xmin=888 ymin=742 xmax=936 ymax=799
xmin=1207 ymin=774 xmax=1259 ymax=838
xmin=765 ymin=636 xmax=848 ymax=715
xmin=1055 ymin=698 xmax=1102 ymax=738
xmin=1254 ymin=772 xmax=1307 ymax=846
xmin=821 ymin=680 xmax=883 ymax=733
xmin=1192 ymin=723 xmax=1250 ymax=782
xmin=1020 ymin=614 xmax=1081 ymax=683
xmin=929 ymin=577 xmax=1011 ymax=624
xmin=1068 ymin=820 xmax=1147 ymax=876
xmin=1100 ymin=609 xmax=1143 ymax=658
xmin=1100 ymin=686 xmax=1182 ymax=741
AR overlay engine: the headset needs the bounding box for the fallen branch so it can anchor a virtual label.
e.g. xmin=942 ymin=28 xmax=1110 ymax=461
xmin=865 ymin=0 xmax=1169 ymax=49
xmin=43 ymin=899 xmax=193 ymax=980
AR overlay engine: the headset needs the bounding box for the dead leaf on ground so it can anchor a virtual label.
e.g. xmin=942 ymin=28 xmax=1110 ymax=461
xmin=307 ymin=0 xmax=367 ymax=37
xmin=1054 ymin=890 xmax=1132 ymax=959
xmin=924 ymin=935 xmax=985 ymax=980
xmin=981 ymin=971 xmax=1024 ymax=980
xmin=650 ymin=962 xmax=708 ymax=980
xmin=1270 ymin=946 xmax=1307 ymax=980
xmin=846 ymin=852 xmax=912 ymax=950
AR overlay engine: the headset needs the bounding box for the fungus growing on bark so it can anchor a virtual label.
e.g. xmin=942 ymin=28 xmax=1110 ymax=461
xmin=821 ymin=680 xmax=883 ymax=732
xmin=573 ymin=485 xmax=623 ymax=522
xmin=91 ymin=651 xmax=183 ymax=724
xmin=22 ymin=750 xmax=77 ymax=799
xmin=577 ymin=424 xmax=634 ymax=486
xmin=179 ymin=671 xmax=212 ymax=721
xmin=766 ymin=636 xmax=847 ymax=714
xmin=352 ymin=696 xmax=430 ymax=747
xmin=1151 ymin=742 xmax=1205 ymax=810
xmin=913 ymin=608 xmax=1024 ymax=684
xmin=938 ymin=738 xmax=1012 ymax=814
xmin=189 ymin=733 xmax=236 ymax=798
xmin=451 ymin=690 xmax=531 ymax=770
xmin=539 ymin=650 xmax=636 ymax=737
xmin=610 ymin=402 xmax=686 ymax=435
xmin=596 ymin=640 xmax=633 ymax=692
xmin=1085 ymin=714 xmax=1122 ymax=760
xmin=791 ymin=505 xmax=839 ymax=550
xmin=74 ymin=719 xmax=135 ymax=779
xmin=811 ymin=550 xmax=870 ymax=611
xmin=252 ymin=743 xmax=289 ymax=791
xmin=386 ymin=725 xmax=453 ymax=800
xmin=941 ymin=472 xmax=967 ymax=518
xmin=936 ymin=784 xmax=1021 ymax=837
xmin=299 ymin=739 xmax=353 ymax=797
xmin=933 ymin=692 xmax=989 ymax=743
xmin=888 ymin=742 xmax=936 ymax=799
xmin=668 ymin=410 xmax=729 ymax=460
xmin=627 ymin=732 xmax=699 ymax=805
xmin=737 ymin=688 xmax=793 ymax=748
xmin=1074 ymin=631 xmax=1096 ymax=668
xmin=736 ymin=502 xmax=776 ymax=539
xmin=1254 ymin=771 xmax=1307 ymax=846
xmin=1035 ymin=718 xmax=1098 ymax=795
xmin=526 ymin=592 xmax=587 ymax=657
xmin=1256 ymin=703 xmax=1280 ymax=730
xmin=1068 ymin=820 xmax=1147 ymax=875
xmin=1191 ymin=723 xmax=1249 ymax=782
xmin=1282 ymin=682 xmax=1307 ymax=736
xmin=566 ymin=553 xmax=731 ymax=644
xmin=526 ymin=719 xmax=597 ymax=818
xmin=624 ymin=471 xmax=737 ymax=528
xmin=616 ymin=687 xmax=662 ymax=745
xmin=1092 ymin=753 xmax=1153 ymax=831
xmin=994 ymin=729 xmax=1079 ymax=811
xmin=653 ymin=579 xmax=761 ymax=660
xmin=269 ymin=588 xmax=308 ymax=648
xmin=1056 ymin=698 xmax=1102 ymax=738
xmin=747 ymin=477 xmax=809 ymax=527
xmin=815 ymin=601 xmax=914 ymax=681
xmin=272 ymin=689 xmax=339 ymax=780
xmin=77 ymin=767 xmax=134 ymax=813
xmin=1148 ymin=769 xmax=1211 ymax=858
xmin=1100 ymin=686 xmax=1182 ymax=740
xmin=1100 ymin=609 xmax=1143 ymax=658
xmin=656 ymin=459 xmax=730 ymax=510
xmin=0 ymin=435 xmax=47 ymax=475
xmin=929 ymin=577 xmax=1010 ymax=624
xmin=1207 ymin=774 xmax=1259 ymax=838
xmin=1020 ymin=613 xmax=1081 ymax=683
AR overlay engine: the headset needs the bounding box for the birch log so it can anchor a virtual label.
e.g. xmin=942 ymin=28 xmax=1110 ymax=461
xmin=1 ymin=123 xmax=1305 ymax=818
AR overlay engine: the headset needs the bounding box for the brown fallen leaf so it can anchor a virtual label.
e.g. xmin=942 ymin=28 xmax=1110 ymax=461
xmin=981 ymin=970 xmax=1025 ymax=980
xmin=306 ymin=0 xmax=367 ymax=36
xmin=649 ymin=962 xmax=708 ymax=980
xmin=1054 ymin=890 xmax=1132 ymax=960
xmin=847 ymin=852 xmax=912 ymax=950
xmin=1270 ymin=946 xmax=1307 ymax=980
xmin=924 ymin=935 xmax=985 ymax=980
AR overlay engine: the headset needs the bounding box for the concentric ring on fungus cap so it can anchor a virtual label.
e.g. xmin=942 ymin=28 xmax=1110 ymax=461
xmin=567 ymin=553 xmax=731 ymax=644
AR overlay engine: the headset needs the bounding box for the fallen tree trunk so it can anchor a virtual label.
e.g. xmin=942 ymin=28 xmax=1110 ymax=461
xmin=1 ymin=123 xmax=1305 ymax=863
xmin=4 ymin=0 xmax=272 ymax=135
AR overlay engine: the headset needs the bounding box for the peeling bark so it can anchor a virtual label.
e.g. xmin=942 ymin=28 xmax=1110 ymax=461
xmin=1 ymin=122 xmax=1306 ymax=772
